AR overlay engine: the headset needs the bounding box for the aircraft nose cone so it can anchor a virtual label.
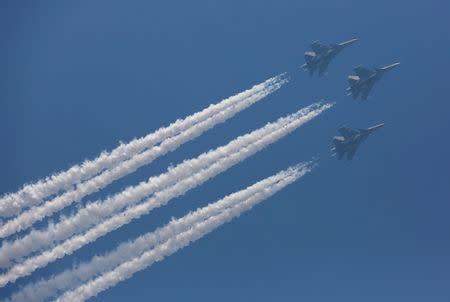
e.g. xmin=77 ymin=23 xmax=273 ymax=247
xmin=383 ymin=62 xmax=401 ymax=71
xmin=371 ymin=123 xmax=385 ymax=131
xmin=340 ymin=38 xmax=358 ymax=47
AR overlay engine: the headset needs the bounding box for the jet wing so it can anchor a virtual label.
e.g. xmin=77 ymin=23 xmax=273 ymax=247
xmin=302 ymin=63 xmax=315 ymax=76
xmin=350 ymin=89 xmax=360 ymax=99
xmin=353 ymin=66 xmax=373 ymax=79
xmin=338 ymin=127 xmax=358 ymax=139
xmin=347 ymin=146 xmax=358 ymax=160
xmin=318 ymin=62 xmax=330 ymax=76
xmin=361 ymin=82 xmax=375 ymax=100
xmin=310 ymin=41 xmax=328 ymax=54
xmin=361 ymin=89 xmax=370 ymax=100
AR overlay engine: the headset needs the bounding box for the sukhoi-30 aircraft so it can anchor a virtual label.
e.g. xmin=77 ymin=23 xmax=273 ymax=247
xmin=332 ymin=123 xmax=385 ymax=160
xmin=301 ymin=38 xmax=358 ymax=76
xmin=347 ymin=63 xmax=400 ymax=100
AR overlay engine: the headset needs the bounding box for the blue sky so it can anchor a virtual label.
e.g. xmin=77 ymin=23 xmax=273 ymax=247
xmin=1 ymin=1 xmax=449 ymax=301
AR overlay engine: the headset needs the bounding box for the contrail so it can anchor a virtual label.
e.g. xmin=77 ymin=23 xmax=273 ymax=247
xmin=0 ymin=102 xmax=332 ymax=286
xmin=0 ymin=74 xmax=287 ymax=219
xmin=0 ymin=75 xmax=288 ymax=237
xmin=0 ymin=103 xmax=313 ymax=267
xmin=6 ymin=163 xmax=313 ymax=302
xmin=56 ymin=163 xmax=312 ymax=302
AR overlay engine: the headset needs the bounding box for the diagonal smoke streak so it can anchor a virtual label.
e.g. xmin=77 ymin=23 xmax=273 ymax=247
xmin=54 ymin=163 xmax=313 ymax=302
xmin=0 ymin=102 xmax=313 ymax=268
xmin=0 ymin=74 xmax=287 ymax=219
xmin=5 ymin=163 xmax=311 ymax=302
xmin=0 ymin=75 xmax=288 ymax=237
xmin=0 ymin=102 xmax=332 ymax=286
xmin=0 ymin=103 xmax=319 ymax=267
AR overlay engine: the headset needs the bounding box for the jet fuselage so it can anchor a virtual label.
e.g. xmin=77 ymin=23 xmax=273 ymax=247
xmin=347 ymin=63 xmax=400 ymax=100
xmin=332 ymin=123 xmax=384 ymax=160
xmin=303 ymin=38 xmax=358 ymax=76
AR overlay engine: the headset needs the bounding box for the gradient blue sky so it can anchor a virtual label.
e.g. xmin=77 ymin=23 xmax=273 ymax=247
xmin=1 ymin=1 xmax=449 ymax=301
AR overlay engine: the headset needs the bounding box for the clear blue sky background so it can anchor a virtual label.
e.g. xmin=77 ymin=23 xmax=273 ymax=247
xmin=1 ymin=1 xmax=449 ymax=301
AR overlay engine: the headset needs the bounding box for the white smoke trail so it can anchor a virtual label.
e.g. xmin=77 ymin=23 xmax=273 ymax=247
xmin=0 ymin=76 xmax=288 ymax=237
xmin=0 ymin=74 xmax=286 ymax=219
xmin=0 ymin=102 xmax=313 ymax=267
xmin=0 ymin=102 xmax=332 ymax=286
xmin=5 ymin=163 xmax=311 ymax=302
xmin=54 ymin=163 xmax=312 ymax=302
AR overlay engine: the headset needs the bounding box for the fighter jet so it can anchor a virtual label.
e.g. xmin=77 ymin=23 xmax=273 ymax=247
xmin=332 ymin=123 xmax=385 ymax=160
xmin=301 ymin=38 xmax=358 ymax=76
xmin=347 ymin=63 xmax=400 ymax=100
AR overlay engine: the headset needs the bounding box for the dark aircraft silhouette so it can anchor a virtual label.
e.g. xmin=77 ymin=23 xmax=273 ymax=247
xmin=332 ymin=123 xmax=385 ymax=160
xmin=347 ymin=63 xmax=400 ymax=100
xmin=301 ymin=38 xmax=358 ymax=76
